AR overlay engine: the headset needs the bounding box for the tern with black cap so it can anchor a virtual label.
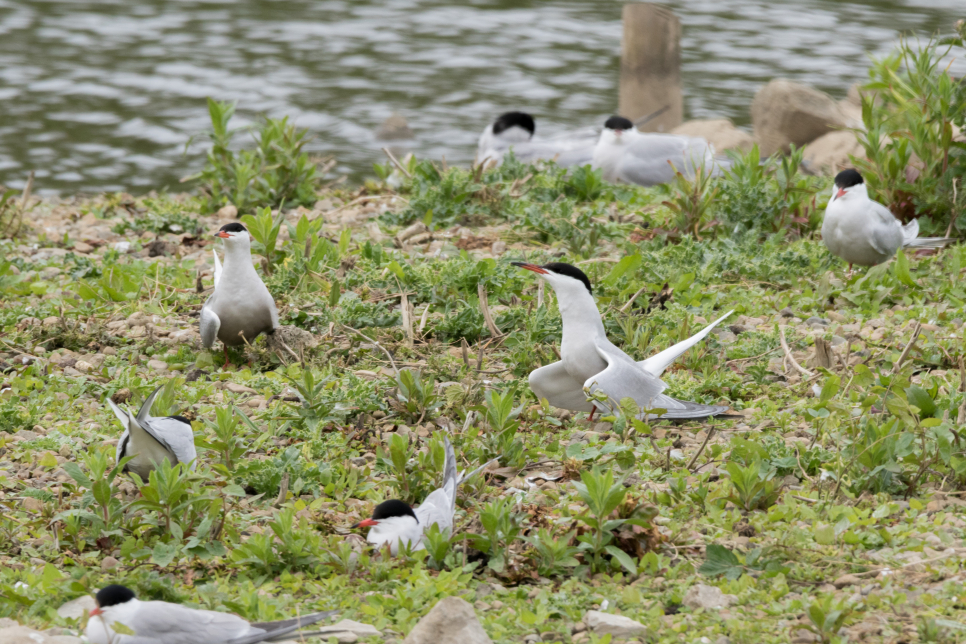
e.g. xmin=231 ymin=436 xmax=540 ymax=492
xmin=477 ymin=111 xmax=597 ymax=169
xmin=107 ymin=384 xmax=196 ymax=479
xmin=822 ymin=168 xmax=954 ymax=273
xmin=352 ymin=437 xmax=494 ymax=554
xmin=201 ymin=222 xmax=279 ymax=369
xmin=591 ymin=115 xmax=724 ymax=187
xmin=85 ymin=584 xmax=337 ymax=644
xmin=513 ymin=261 xmax=733 ymax=420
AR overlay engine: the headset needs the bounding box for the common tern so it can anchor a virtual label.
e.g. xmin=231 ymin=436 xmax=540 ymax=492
xmin=107 ymin=385 xmax=196 ymax=479
xmin=201 ymin=223 xmax=279 ymax=369
xmin=85 ymin=584 xmax=338 ymax=644
xmin=353 ymin=437 xmax=492 ymax=554
xmin=477 ymin=111 xmax=597 ymax=169
xmin=513 ymin=262 xmax=732 ymax=420
xmin=591 ymin=116 xmax=724 ymax=187
xmin=822 ymin=168 xmax=954 ymax=271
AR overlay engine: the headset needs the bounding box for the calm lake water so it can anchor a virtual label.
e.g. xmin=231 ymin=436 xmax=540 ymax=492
xmin=0 ymin=0 xmax=962 ymax=194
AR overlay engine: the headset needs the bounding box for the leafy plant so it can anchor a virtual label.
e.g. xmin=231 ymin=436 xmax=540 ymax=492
xmin=467 ymin=496 xmax=524 ymax=574
xmin=241 ymin=207 xmax=285 ymax=274
xmin=188 ymin=98 xmax=320 ymax=215
xmin=573 ymin=467 xmax=639 ymax=574
xmin=198 ymin=406 xmax=251 ymax=472
xmin=724 ymin=460 xmax=781 ymax=512
xmin=395 ymin=369 xmax=440 ymax=424
xmin=798 ymin=595 xmax=851 ymax=644
xmin=525 ymin=528 xmax=581 ymax=577
xmin=661 ymin=163 xmax=719 ymax=239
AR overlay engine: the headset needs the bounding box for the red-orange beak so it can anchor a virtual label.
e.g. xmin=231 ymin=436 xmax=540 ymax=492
xmin=352 ymin=518 xmax=378 ymax=529
xmin=511 ymin=262 xmax=549 ymax=275
xmin=90 ymin=607 xmax=102 ymax=617
xmin=835 ymin=188 xmax=846 ymax=199
xmin=216 ymin=231 xmax=230 ymax=238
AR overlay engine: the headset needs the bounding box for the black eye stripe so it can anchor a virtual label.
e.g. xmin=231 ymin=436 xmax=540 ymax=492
xmin=833 ymin=168 xmax=863 ymax=189
xmin=604 ymin=115 xmax=633 ymax=131
xmin=219 ymin=223 xmax=248 ymax=233
xmin=543 ymin=262 xmax=593 ymax=295
xmin=492 ymin=111 xmax=535 ymax=136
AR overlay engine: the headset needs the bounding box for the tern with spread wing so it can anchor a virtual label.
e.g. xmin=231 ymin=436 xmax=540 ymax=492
xmin=477 ymin=111 xmax=597 ymax=169
xmin=513 ymin=262 xmax=732 ymax=420
xmin=353 ymin=437 xmax=493 ymax=554
xmin=85 ymin=584 xmax=338 ymax=644
xmin=822 ymin=168 xmax=954 ymax=272
xmin=107 ymin=385 xmax=196 ymax=479
xmin=591 ymin=116 xmax=725 ymax=187
xmin=201 ymin=222 xmax=279 ymax=369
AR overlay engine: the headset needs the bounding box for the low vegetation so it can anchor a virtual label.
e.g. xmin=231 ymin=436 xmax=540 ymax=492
xmin=0 ymin=31 xmax=964 ymax=644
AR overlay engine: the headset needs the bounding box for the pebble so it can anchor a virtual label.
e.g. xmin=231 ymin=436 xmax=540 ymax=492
xmin=72 ymin=241 xmax=94 ymax=254
xmin=147 ymin=359 xmax=168 ymax=371
xmin=101 ymin=556 xmax=119 ymax=571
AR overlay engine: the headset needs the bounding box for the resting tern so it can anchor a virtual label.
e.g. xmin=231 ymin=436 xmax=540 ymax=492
xmin=353 ymin=437 xmax=492 ymax=554
xmin=513 ymin=262 xmax=732 ymax=420
xmin=477 ymin=111 xmax=597 ymax=169
xmin=591 ymin=116 xmax=724 ymax=187
xmin=107 ymin=385 xmax=196 ymax=479
xmin=201 ymin=223 xmax=279 ymax=368
xmin=822 ymin=168 xmax=954 ymax=271
xmin=85 ymin=584 xmax=338 ymax=644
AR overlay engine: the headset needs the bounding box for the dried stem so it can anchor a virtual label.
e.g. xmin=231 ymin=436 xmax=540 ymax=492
xmin=779 ymin=326 xmax=815 ymax=378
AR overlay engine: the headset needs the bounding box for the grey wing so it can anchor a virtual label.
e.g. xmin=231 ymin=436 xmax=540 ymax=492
xmin=866 ymin=202 xmax=903 ymax=256
xmin=441 ymin=437 xmax=458 ymax=515
xmin=638 ymin=310 xmax=734 ymax=377
xmin=200 ymin=301 xmax=221 ymax=349
xmin=528 ymin=361 xmax=594 ymax=412
xmin=268 ymin=296 xmax=279 ymax=331
xmin=241 ymin=611 xmax=339 ymax=644
xmin=142 ymin=417 xmax=197 ymax=470
xmin=621 ymin=136 xmax=712 ymax=186
xmin=587 ymin=341 xmax=727 ymax=419
xmin=120 ymin=601 xmax=254 ymax=644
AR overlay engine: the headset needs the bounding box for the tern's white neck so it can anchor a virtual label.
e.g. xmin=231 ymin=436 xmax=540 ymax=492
xmin=592 ymin=129 xmax=636 ymax=182
xmin=366 ymin=515 xmax=423 ymax=555
xmin=85 ymin=599 xmax=142 ymax=644
xmin=221 ymin=236 xmax=259 ymax=278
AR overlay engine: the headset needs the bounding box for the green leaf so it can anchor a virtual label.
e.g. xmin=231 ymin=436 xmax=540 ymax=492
xmin=698 ymin=544 xmax=742 ymax=578
xmin=62 ymin=462 xmax=93 ymax=489
xmin=814 ymin=524 xmax=836 ymax=545
xmin=905 ymin=385 xmax=937 ymax=418
xmin=604 ymin=545 xmax=638 ymax=575
xmin=387 ymin=260 xmax=405 ymax=281
xmin=151 ymin=542 xmax=179 ymax=567
xmin=894 ymin=249 xmax=917 ymax=288
xmin=604 ymin=254 xmax=642 ymax=286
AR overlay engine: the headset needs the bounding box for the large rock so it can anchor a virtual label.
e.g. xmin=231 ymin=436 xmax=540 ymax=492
xmin=803 ymin=130 xmax=865 ymax=175
xmin=402 ymin=597 xmax=492 ymax=644
xmin=583 ymin=610 xmax=648 ymax=638
xmin=376 ymin=112 xmax=414 ymax=140
xmin=56 ymin=595 xmax=97 ymax=620
xmin=0 ymin=624 xmax=82 ymax=644
xmin=671 ymin=119 xmax=755 ymax=153
xmin=682 ymin=584 xmax=738 ymax=610
xmin=751 ymin=79 xmax=848 ymax=156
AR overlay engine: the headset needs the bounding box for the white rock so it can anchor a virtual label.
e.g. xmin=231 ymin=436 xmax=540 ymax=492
xmin=112 ymin=241 xmax=132 ymax=253
xmin=402 ymin=597 xmax=492 ymax=644
xmin=751 ymin=79 xmax=848 ymax=156
xmin=584 ymin=611 xmax=647 ymax=638
xmin=57 ymin=595 xmax=97 ymax=620
xmin=682 ymin=584 xmax=738 ymax=610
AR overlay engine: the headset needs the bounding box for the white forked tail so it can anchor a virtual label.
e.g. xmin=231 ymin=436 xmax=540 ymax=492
xmin=901 ymin=219 xmax=955 ymax=249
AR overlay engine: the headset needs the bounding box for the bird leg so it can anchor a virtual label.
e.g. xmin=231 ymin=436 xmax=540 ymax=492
xmin=847 ymin=264 xmax=853 ymax=280
xmin=588 ymin=407 xmax=596 ymax=423
xmin=222 ymin=346 xmax=231 ymax=370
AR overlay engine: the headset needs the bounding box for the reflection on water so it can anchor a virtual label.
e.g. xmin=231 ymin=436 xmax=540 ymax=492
xmin=0 ymin=0 xmax=960 ymax=193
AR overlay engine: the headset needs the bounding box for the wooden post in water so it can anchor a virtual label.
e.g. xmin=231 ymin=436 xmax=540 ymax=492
xmin=618 ymin=3 xmax=682 ymax=133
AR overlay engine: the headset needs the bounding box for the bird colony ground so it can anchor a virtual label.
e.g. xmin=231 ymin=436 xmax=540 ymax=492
xmin=2 ymin=158 xmax=966 ymax=644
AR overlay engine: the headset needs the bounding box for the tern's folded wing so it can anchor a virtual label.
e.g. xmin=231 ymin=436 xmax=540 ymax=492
xmin=114 ymin=600 xmax=252 ymax=644
xmin=528 ymin=361 xmax=594 ymax=412
xmin=213 ymin=250 xmax=223 ymax=288
xmin=638 ymin=310 xmax=733 ymax=377
xmin=200 ymin=304 xmax=221 ymax=349
xmin=141 ymin=417 xmax=197 ymax=470
xmin=415 ymin=484 xmax=455 ymax=533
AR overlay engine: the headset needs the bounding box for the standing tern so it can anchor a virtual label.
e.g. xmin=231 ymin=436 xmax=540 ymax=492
xmin=85 ymin=584 xmax=338 ymax=644
xmin=591 ymin=116 xmax=724 ymax=187
xmin=477 ymin=111 xmax=598 ymax=169
xmin=201 ymin=223 xmax=279 ymax=369
xmin=353 ymin=437 xmax=493 ymax=554
xmin=513 ymin=262 xmax=733 ymax=420
xmin=107 ymin=385 xmax=196 ymax=479
xmin=822 ymin=168 xmax=954 ymax=272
